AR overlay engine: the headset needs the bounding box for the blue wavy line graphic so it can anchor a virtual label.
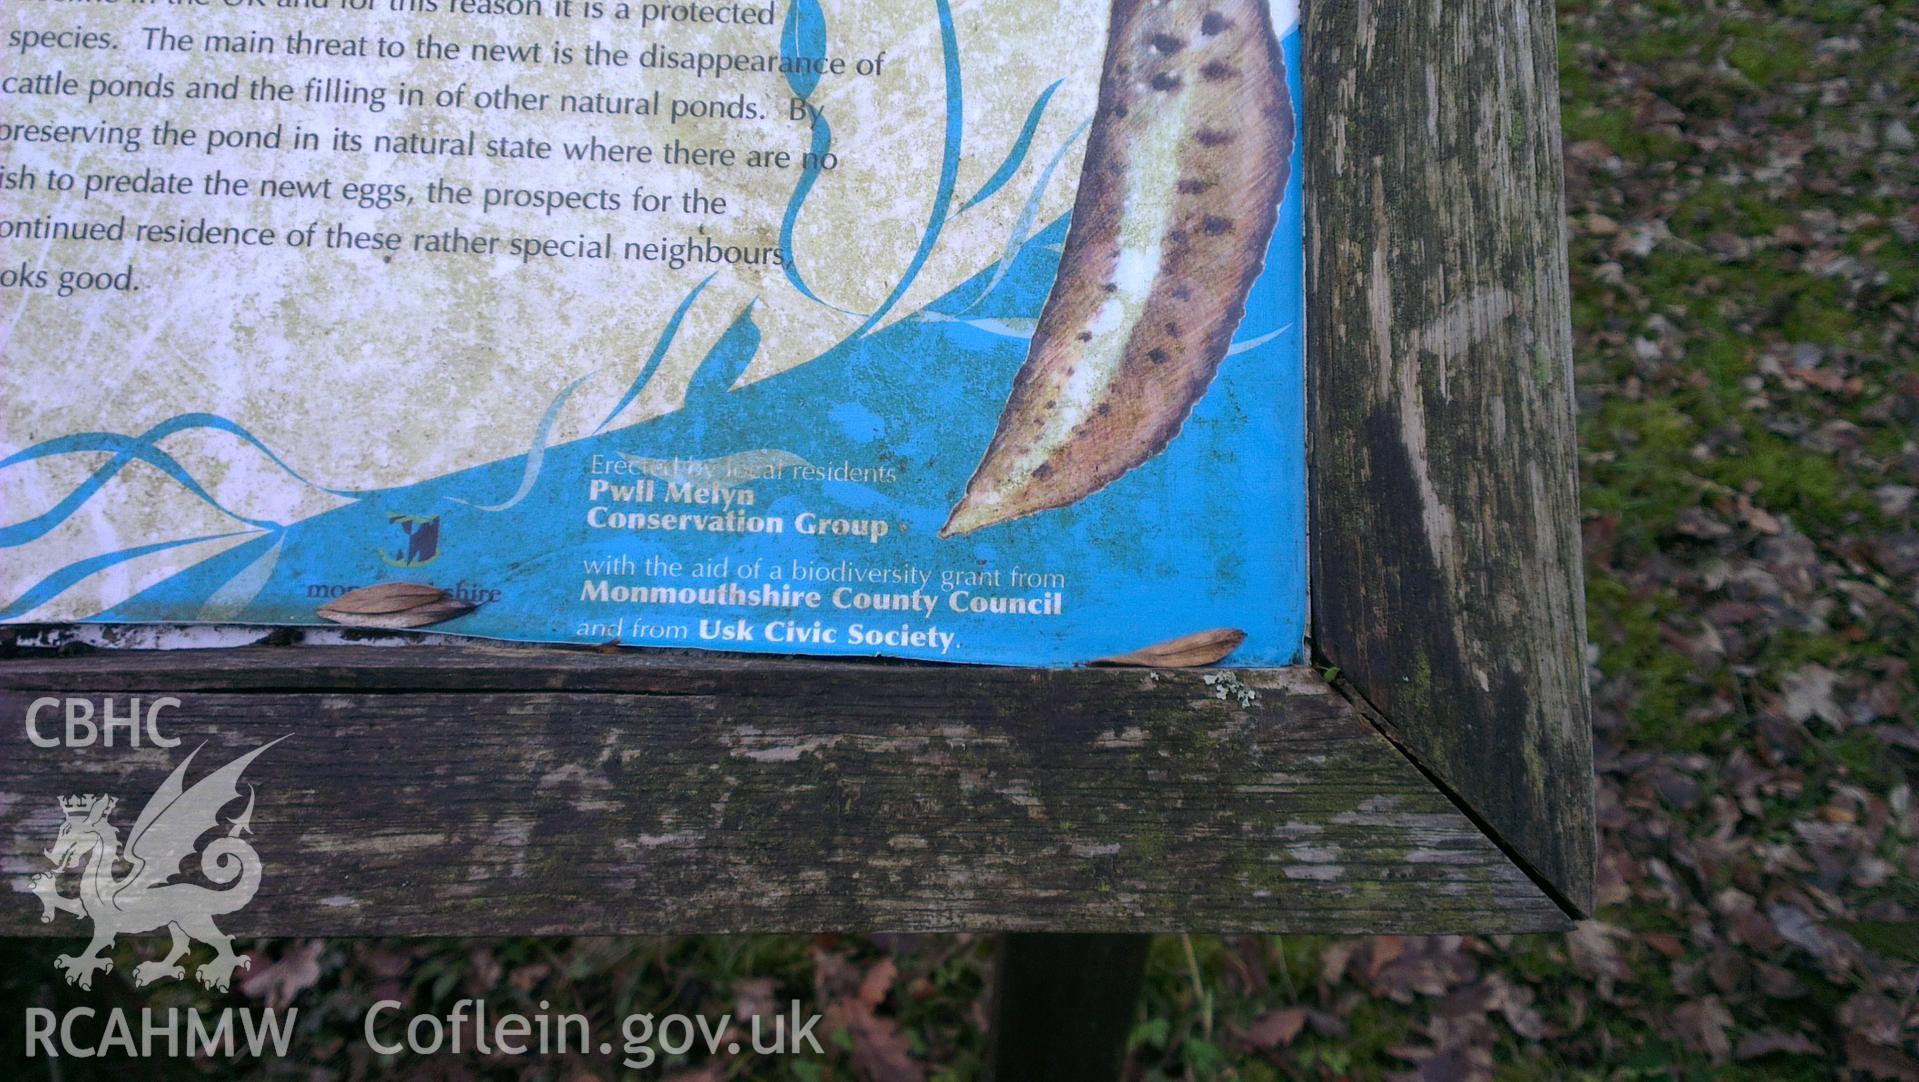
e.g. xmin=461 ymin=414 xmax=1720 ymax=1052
xmin=685 ymin=299 xmax=763 ymax=402
xmin=0 ymin=412 xmax=369 ymax=548
xmin=1 ymin=436 xmax=273 ymax=547
xmin=778 ymin=106 xmax=857 ymax=312
xmin=945 ymin=119 xmax=1090 ymax=316
xmin=1226 ymin=324 xmax=1294 ymax=357
xmin=956 ymin=80 xmax=1065 ymax=215
xmin=195 ymin=531 xmax=285 ymax=621
xmin=848 ymin=0 xmax=964 ymax=340
xmin=774 ymin=0 xmax=861 ymax=313
xmin=781 ymin=0 xmax=827 ymax=99
xmin=912 ymin=312 xmax=1038 ymax=339
xmin=595 ymin=273 xmax=716 ymax=434
xmin=0 ymin=530 xmax=255 ymax=621
xmin=453 ymin=372 xmax=593 ymax=512
xmin=2 ymin=413 xmax=359 ymax=493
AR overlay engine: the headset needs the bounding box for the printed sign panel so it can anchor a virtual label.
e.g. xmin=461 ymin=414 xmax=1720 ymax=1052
xmin=1 ymin=0 xmax=1305 ymax=666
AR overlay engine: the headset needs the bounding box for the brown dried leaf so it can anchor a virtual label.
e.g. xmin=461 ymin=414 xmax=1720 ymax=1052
xmin=1674 ymin=506 xmax=1734 ymax=539
xmin=1243 ymin=1006 xmax=1309 ymax=1050
xmin=1090 ymin=628 xmax=1246 ymax=668
xmin=1567 ymin=921 xmax=1631 ymax=1000
xmin=506 ymin=961 xmax=550 ymax=992
xmin=857 ymin=958 xmax=898 ymax=1010
xmin=1366 ymin=936 xmax=1406 ymax=978
xmin=239 ymin=940 xmax=323 ymax=1011
xmin=1846 ymin=1033 xmax=1919 ymax=1081
xmin=317 ymin=584 xmax=476 ymax=629
xmin=1319 ymin=940 xmax=1358 ymax=986
xmin=1735 ymin=1029 xmax=1821 ymax=1061
xmin=822 ymin=996 xmax=924 ymax=1082
xmin=733 ymin=977 xmax=778 ymax=1022
xmin=848 ymin=1015 xmax=924 ymax=1082
xmin=1781 ymin=664 xmax=1846 ymax=728
xmin=463 ymin=945 xmax=501 ymax=996
xmin=314 ymin=581 xmax=447 ymax=615
xmin=1366 ymin=936 xmax=1474 ymax=1002
xmin=810 ymin=944 xmax=864 ymax=1002
xmin=1388 ymin=1044 xmax=1486 ymax=1082
xmin=1737 ymin=494 xmax=1783 ymax=534
xmin=1641 ymin=931 xmax=1685 ymax=958
xmin=1483 ymin=973 xmax=1549 ymax=1041
xmin=1670 ymin=996 xmax=1734 ymax=1064
xmin=1839 ymin=992 xmax=1908 ymax=1047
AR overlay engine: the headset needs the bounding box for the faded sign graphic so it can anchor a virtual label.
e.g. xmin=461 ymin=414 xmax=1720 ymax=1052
xmin=0 ymin=1 xmax=1305 ymax=666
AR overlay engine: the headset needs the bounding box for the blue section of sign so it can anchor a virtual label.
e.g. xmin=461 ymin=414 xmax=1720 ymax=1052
xmin=99 ymin=31 xmax=1308 ymax=668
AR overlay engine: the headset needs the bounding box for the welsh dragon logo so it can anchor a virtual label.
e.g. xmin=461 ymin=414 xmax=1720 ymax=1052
xmin=29 ymin=738 xmax=283 ymax=991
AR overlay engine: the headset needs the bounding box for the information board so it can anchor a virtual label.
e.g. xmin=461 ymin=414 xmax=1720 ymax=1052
xmin=1 ymin=0 xmax=1305 ymax=666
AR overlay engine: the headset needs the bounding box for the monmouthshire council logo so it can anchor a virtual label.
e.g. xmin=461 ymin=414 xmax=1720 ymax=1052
xmin=382 ymin=513 xmax=443 ymax=568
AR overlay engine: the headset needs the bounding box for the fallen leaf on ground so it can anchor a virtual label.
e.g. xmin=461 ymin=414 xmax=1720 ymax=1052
xmin=241 ymin=940 xmax=323 ymax=1010
xmin=1242 ymin=1006 xmax=1309 ymax=1049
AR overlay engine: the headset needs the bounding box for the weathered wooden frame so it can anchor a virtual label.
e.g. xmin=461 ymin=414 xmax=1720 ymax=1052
xmin=0 ymin=0 xmax=1591 ymax=938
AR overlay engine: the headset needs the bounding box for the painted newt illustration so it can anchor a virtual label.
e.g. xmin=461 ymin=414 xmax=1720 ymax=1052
xmin=942 ymin=0 xmax=1293 ymax=536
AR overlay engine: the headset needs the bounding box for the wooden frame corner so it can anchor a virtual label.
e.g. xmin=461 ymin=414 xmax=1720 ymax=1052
xmin=1304 ymin=0 xmax=1596 ymax=916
